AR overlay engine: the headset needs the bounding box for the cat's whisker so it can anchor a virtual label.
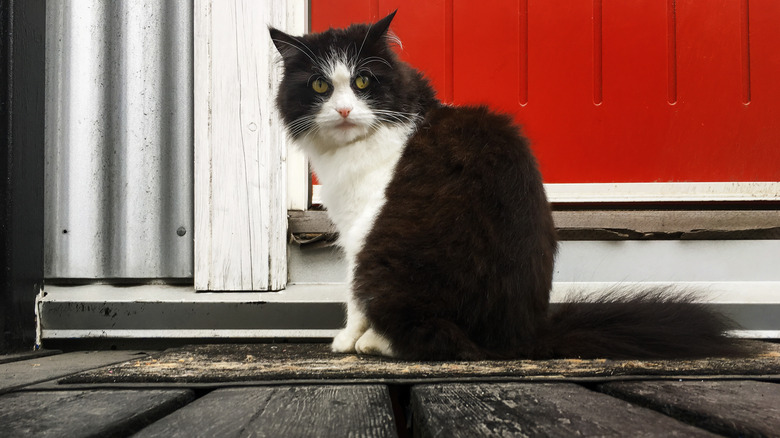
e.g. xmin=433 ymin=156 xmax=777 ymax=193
xmin=287 ymin=114 xmax=319 ymax=137
xmin=355 ymin=21 xmax=373 ymax=61
xmin=357 ymin=56 xmax=392 ymax=70
xmin=371 ymin=109 xmax=422 ymax=125
xmin=271 ymin=39 xmax=318 ymax=65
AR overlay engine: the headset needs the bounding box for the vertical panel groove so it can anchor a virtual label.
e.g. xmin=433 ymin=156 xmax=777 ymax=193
xmin=667 ymin=0 xmax=678 ymax=104
xmin=592 ymin=0 xmax=603 ymax=105
xmin=740 ymin=0 xmax=751 ymax=105
xmin=518 ymin=0 xmax=528 ymax=106
xmin=444 ymin=0 xmax=454 ymax=102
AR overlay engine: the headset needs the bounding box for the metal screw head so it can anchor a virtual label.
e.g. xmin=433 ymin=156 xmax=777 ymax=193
xmin=176 ymin=226 xmax=186 ymax=237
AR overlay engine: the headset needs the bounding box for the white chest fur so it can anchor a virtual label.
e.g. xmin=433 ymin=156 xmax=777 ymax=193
xmin=298 ymin=123 xmax=413 ymax=260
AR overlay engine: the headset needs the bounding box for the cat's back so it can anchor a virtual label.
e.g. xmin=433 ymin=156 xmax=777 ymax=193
xmin=387 ymin=104 xmax=548 ymax=211
xmin=413 ymin=105 xmax=529 ymax=164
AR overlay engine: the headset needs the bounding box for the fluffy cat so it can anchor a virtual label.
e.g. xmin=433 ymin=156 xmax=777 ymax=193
xmin=270 ymin=12 xmax=746 ymax=360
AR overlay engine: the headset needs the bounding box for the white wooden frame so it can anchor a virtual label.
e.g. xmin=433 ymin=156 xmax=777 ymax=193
xmin=194 ymin=0 xmax=306 ymax=291
xmin=289 ymin=178 xmax=780 ymax=207
xmin=544 ymin=182 xmax=780 ymax=203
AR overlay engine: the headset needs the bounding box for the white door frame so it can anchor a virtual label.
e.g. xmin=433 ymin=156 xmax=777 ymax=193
xmin=194 ymin=0 xmax=307 ymax=291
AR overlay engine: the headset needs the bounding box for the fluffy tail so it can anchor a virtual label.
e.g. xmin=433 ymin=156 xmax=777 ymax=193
xmin=537 ymin=288 xmax=749 ymax=359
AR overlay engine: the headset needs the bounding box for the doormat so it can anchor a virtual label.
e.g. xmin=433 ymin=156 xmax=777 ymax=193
xmin=60 ymin=342 xmax=780 ymax=385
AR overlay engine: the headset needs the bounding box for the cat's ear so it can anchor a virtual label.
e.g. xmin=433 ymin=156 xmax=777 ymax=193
xmin=269 ymin=27 xmax=307 ymax=63
xmin=366 ymin=10 xmax=397 ymax=45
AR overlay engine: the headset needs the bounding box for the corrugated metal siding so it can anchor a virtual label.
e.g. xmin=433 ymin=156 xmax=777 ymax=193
xmin=45 ymin=1 xmax=193 ymax=279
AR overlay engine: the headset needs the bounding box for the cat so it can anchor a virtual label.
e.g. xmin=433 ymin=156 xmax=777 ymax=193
xmin=270 ymin=11 xmax=747 ymax=360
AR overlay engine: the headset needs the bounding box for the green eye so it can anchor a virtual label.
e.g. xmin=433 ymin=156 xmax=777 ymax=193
xmin=312 ymin=78 xmax=329 ymax=94
xmin=355 ymin=75 xmax=370 ymax=90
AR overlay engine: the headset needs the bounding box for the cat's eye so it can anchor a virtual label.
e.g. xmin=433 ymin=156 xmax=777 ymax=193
xmin=312 ymin=78 xmax=329 ymax=94
xmin=355 ymin=75 xmax=370 ymax=90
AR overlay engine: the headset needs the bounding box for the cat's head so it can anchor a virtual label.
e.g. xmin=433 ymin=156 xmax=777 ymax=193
xmin=270 ymin=11 xmax=428 ymax=148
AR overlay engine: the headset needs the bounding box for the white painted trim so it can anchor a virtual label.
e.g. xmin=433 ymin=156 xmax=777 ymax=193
xmin=41 ymin=284 xmax=346 ymax=303
xmin=194 ymin=0 xmax=306 ymax=290
xmin=39 ymin=282 xmax=780 ymax=304
xmin=545 ymin=182 xmax=780 ymax=203
xmin=293 ymin=170 xmax=780 ymax=210
xmin=38 ymin=282 xmax=779 ymax=340
xmin=285 ymin=8 xmax=309 ymax=211
xmin=549 ymin=281 xmax=780 ymax=303
xmin=287 ymin=147 xmax=309 ymax=210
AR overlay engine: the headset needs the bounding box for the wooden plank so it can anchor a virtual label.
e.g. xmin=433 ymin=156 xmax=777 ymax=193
xmin=554 ymin=210 xmax=780 ymax=240
xmin=0 ymin=349 xmax=60 ymax=365
xmin=411 ymin=383 xmax=716 ymax=437
xmin=0 ymin=389 xmax=193 ymax=437
xmin=60 ymin=342 xmax=780 ymax=385
xmin=134 ymin=385 xmax=397 ymax=437
xmin=0 ymin=350 xmax=150 ymax=394
xmin=600 ymin=380 xmax=780 ymax=437
xmin=288 ymin=210 xmax=780 ymax=240
xmin=288 ymin=210 xmax=335 ymax=234
xmin=194 ymin=0 xmax=305 ymax=291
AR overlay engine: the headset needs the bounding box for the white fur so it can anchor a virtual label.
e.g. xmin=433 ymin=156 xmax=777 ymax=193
xmin=355 ymin=328 xmax=395 ymax=357
xmin=293 ymin=60 xmax=414 ymax=354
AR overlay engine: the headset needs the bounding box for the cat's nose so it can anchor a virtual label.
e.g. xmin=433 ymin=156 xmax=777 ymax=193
xmin=336 ymin=108 xmax=351 ymax=118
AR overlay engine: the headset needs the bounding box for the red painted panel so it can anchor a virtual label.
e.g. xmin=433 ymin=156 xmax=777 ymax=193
xmin=452 ymin=1 xmax=523 ymax=113
xmin=521 ymin=0 xmax=602 ymax=182
xmin=311 ymin=0 xmax=780 ymax=184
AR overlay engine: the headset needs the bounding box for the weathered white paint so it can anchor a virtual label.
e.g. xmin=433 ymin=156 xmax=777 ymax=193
xmin=289 ymin=160 xmax=780 ymax=211
xmin=194 ymin=0 xmax=306 ymax=290
xmin=288 ymin=240 xmax=780 ymax=284
xmin=287 ymin=147 xmax=309 ymax=210
xmin=545 ymin=182 xmax=780 ymax=203
xmin=37 ymin=282 xmax=780 ymax=340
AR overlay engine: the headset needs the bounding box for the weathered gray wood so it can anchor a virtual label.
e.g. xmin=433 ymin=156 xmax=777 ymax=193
xmin=600 ymin=380 xmax=780 ymax=437
xmin=412 ymin=383 xmax=716 ymax=437
xmin=0 ymin=349 xmax=61 ymax=365
xmin=0 ymin=350 xmax=151 ymax=394
xmin=553 ymin=210 xmax=780 ymax=239
xmin=288 ymin=209 xmax=780 ymax=240
xmin=288 ymin=210 xmax=335 ymax=234
xmin=135 ymin=385 xmax=397 ymax=438
xmin=0 ymin=389 xmax=193 ymax=437
xmin=60 ymin=342 xmax=780 ymax=385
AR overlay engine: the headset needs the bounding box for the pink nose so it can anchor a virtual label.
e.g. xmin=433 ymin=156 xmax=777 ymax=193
xmin=336 ymin=108 xmax=351 ymax=118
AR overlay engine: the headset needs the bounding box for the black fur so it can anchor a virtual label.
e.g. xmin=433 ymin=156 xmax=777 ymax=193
xmin=272 ymin=13 xmax=750 ymax=361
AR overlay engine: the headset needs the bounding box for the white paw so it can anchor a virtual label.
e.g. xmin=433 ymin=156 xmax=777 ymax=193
xmin=331 ymin=328 xmax=364 ymax=353
xmin=355 ymin=328 xmax=395 ymax=357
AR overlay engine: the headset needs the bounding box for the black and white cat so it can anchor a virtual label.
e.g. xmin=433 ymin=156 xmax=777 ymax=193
xmin=270 ymin=12 xmax=745 ymax=360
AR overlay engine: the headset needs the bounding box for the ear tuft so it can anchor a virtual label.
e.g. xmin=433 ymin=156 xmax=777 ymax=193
xmin=365 ymin=10 xmax=398 ymax=45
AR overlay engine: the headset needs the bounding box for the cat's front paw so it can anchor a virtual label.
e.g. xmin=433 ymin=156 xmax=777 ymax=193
xmin=331 ymin=328 xmax=362 ymax=353
xmin=355 ymin=328 xmax=395 ymax=357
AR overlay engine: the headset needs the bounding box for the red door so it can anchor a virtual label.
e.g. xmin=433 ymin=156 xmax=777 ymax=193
xmin=311 ymin=0 xmax=780 ymax=190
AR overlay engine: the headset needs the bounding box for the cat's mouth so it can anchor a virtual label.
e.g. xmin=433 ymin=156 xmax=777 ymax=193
xmin=336 ymin=120 xmax=358 ymax=129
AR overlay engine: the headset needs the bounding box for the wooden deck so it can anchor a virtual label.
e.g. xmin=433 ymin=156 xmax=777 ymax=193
xmin=2 ymin=345 xmax=779 ymax=437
